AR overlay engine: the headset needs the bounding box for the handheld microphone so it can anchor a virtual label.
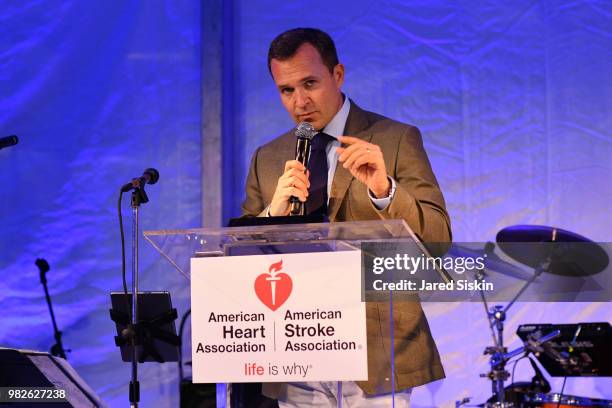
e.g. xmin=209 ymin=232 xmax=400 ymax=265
xmin=121 ymin=168 xmax=160 ymax=192
xmin=0 ymin=135 xmax=18 ymax=150
xmin=290 ymin=123 xmax=316 ymax=216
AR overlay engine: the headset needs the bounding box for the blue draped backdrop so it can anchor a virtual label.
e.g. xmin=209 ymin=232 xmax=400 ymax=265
xmin=1 ymin=1 xmax=610 ymax=406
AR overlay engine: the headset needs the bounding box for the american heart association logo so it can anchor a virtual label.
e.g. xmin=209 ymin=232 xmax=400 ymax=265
xmin=254 ymin=260 xmax=292 ymax=311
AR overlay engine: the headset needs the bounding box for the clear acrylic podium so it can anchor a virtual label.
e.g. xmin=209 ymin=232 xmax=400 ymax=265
xmin=143 ymin=219 xmax=425 ymax=407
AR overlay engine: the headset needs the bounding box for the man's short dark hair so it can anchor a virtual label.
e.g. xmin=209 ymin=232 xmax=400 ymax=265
xmin=268 ymin=28 xmax=339 ymax=75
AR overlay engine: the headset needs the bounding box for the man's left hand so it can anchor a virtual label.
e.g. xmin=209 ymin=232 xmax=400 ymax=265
xmin=337 ymin=136 xmax=390 ymax=198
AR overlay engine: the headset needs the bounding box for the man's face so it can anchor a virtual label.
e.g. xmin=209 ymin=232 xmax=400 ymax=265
xmin=270 ymin=43 xmax=344 ymax=131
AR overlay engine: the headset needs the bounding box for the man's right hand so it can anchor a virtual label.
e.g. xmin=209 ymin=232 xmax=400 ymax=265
xmin=269 ymin=160 xmax=310 ymax=216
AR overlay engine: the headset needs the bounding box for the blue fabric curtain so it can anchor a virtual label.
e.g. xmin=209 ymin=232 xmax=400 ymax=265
xmin=1 ymin=1 xmax=201 ymax=406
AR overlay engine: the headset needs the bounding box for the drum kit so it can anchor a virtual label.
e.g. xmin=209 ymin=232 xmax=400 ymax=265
xmin=456 ymin=225 xmax=612 ymax=408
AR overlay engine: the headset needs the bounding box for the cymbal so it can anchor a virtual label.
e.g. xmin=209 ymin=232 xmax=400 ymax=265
xmin=496 ymin=225 xmax=609 ymax=277
xmin=449 ymin=244 xmax=533 ymax=281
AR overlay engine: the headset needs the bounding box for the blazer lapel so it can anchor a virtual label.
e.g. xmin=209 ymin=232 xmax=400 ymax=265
xmin=278 ymin=132 xmax=296 ymax=166
xmin=328 ymin=100 xmax=372 ymax=221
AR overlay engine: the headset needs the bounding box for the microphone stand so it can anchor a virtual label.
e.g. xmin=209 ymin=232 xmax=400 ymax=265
xmin=127 ymin=185 xmax=150 ymax=408
xmin=117 ymin=170 xmax=158 ymax=407
xmin=35 ymin=259 xmax=68 ymax=359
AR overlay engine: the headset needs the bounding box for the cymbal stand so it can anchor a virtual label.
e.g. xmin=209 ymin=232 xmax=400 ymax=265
xmin=478 ymin=244 xmax=553 ymax=406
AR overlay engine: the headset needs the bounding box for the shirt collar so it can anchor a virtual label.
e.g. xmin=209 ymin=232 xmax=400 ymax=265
xmin=322 ymin=94 xmax=350 ymax=139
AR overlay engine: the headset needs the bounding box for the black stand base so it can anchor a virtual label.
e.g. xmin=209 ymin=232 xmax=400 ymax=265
xmin=180 ymin=381 xmax=216 ymax=408
xmin=230 ymin=383 xmax=278 ymax=408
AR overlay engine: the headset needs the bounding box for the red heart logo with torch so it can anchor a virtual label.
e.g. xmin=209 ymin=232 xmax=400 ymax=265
xmin=254 ymin=260 xmax=292 ymax=311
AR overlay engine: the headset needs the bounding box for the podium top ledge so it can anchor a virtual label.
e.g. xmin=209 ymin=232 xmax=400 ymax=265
xmin=142 ymin=220 xmax=424 ymax=280
xmin=143 ymin=219 xmax=413 ymax=239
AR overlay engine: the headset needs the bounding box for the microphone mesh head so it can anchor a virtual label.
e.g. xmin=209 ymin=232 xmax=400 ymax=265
xmin=144 ymin=168 xmax=160 ymax=184
xmin=295 ymin=122 xmax=316 ymax=140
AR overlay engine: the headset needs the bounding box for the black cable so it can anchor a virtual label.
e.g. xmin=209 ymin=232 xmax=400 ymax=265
xmin=556 ymin=376 xmax=567 ymax=408
xmin=118 ymin=190 xmax=132 ymax=328
xmin=511 ymin=354 xmax=527 ymax=385
xmin=177 ymin=309 xmax=191 ymax=383
xmin=177 ymin=309 xmax=192 ymax=403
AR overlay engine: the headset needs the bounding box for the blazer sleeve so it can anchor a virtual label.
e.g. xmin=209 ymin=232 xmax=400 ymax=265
xmin=240 ymin=147 xmax=268 ymax=217
xmin=376 ymin=126 xmax=452 ymax=245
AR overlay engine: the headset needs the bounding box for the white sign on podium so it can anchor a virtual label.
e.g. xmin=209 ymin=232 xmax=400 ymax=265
xmin=190 ymin=251 xmax=368 ymax=383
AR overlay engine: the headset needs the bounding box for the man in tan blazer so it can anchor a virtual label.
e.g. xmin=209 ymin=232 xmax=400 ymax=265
xmin=241 ymin=28 xmax=451 ymax=407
